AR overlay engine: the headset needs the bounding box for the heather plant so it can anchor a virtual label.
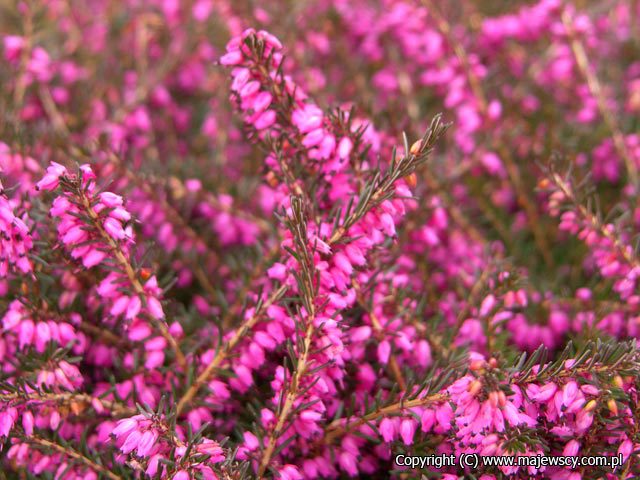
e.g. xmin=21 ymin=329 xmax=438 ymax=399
xmin=1 ymin=1 xmax=640 ymax=479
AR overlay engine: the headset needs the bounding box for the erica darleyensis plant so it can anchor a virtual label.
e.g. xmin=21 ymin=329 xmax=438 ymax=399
xmin=2 ymin=1 xmax=640 ymax=479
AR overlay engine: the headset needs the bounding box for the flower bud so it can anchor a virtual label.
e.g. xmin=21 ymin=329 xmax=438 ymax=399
xmin=410 ymin=140 xmax=423 ymax=155
xmin=469 ymin=359 xmax=485 ymax=371
xmin=468 ymin=379 xmax=483 ymax=396
xmin=613 ymin=375 xmax=624 ymax=388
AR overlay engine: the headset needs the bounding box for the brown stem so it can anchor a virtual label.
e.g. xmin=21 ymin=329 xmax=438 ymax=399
xmin=257 ymin=322 xmax=315 ymax=478
xmin=0 ymin=391 xmax=134 ymax=417
xmin=551 ymin=173 xmax=640 ymax=269
xmin=562 ymin=11 xmax=639 ymax=186
xmin=323 ymin=393 xmax=447 ymax=445
xmin=175 ymin=284 xmax=287 ymax=416
xmin=423 ymin=0 xmax=554 ymax=268
xmin=78 ymin=190 xmax=187 ymax=370
xmin=27 ymin=435 xmax=122 ymax=480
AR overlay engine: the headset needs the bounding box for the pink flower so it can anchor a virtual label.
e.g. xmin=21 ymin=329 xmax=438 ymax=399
xmin=243 ymin=431 xmax=260 ymax=451
xmin=100 ymin=192 xmax=123 ymax=207
xmin=377 ymin=340 xmax=391 ymax=364
xmin=22 ymin=411 xmax=34 ymax=436
xmin=83 ymin=249 xmax=107 ymax=268
xmin=113 ymin=418 xmax=139 ymax=439
xmin=0 ymin=408 xmax=17 ymax=437
xmin=121 ymin=430 xmax=143 ymax=454
xmin=220 ymin=50 xmax=243 ymax=66
xmin=172 ymin=471 xmax=190 ymax=480
xmin=563 ymin=439 xmax=580 ymax=456
xmin=400 ymin=418 xmax=416 ymax=445
xmin=136 ymin=430 xmax=158 ymax=457
xmin=104 ymin=217 xmax=127 ymax=240
xmin=3 ymin=35 xmax=24 ymax=62
xmin=254 ymin=110 xmax=276 ymax=130
xmin=36 ymin=162 xmax=67 ymax=191
xmin=125 ymin=296 xmax=142 ymax=320
xmin=147 ymin=297 xmax=165 ymax=319
xmin=196 ymin=439 xmax=225 ymax=463
xmin=292 ymin=105 xmax=323 ymax=133
xmin=337 ymin=137 xmax=353 ymax=159
xmin=479 ymin=294 xmax=496 ymax=317
xmin=379 ymin=418 xmax=395 ymax=442
xmin=278 ymin=465 xmax=302 ymax=480
xmin=339 ymin=451 xmax=358 ymax=476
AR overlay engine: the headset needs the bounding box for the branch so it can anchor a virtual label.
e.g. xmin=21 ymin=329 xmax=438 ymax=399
xmin=257 ymin=322 xmax=315 ymax=477
xmin=77 ymin=189 xmax=187 ymax=370
xmin=562 ymin=11 xmax=639 ymax=186
xmin=329 ymin=115 xmax=448 ymax=245
xmin=323 ymin=393 xmax=447 ymax=445
xmin=0 ymin=391 xmax=135 ymax=417
xmin=423 ymin=0 xmax=554 ymax=267
xmin=257 ymin=196 xmax=318 ymax=477
xmin=550 ymin=172 xmax=640 ymax=269
xmin=27 ymin=435 xmax=122 ymax=480
xmin=175 ymin=284 xmax=287 ymax=416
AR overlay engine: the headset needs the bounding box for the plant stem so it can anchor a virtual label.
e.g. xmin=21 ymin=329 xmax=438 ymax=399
xmin=28 ymin=435 xmax=122 ymax=480
xmin=423 ymin=0 xmax=554 ymax=268
xmin=0 ymin=391 xmax=134 ymax=417
xmin=562 ymin=11 xmax=639 ymax=187
xmin=175 ymin=284 xmax=287 ymax=416
xmin=551 ymin=173 xmax=640 ymax=268
xmin=78 ymin=190 xmax=187 ymax=370
xmin=323 ymin=393 xmax=447 ymax=444
xmin=257 ymin=321 xmax=315 ymax=478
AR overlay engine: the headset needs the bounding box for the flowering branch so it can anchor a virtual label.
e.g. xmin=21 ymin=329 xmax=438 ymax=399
xmin=0 ymin=391 xmax=134 ymax=417
xmin=323 ymin=393 xmax=448 ymax=444
xmin=174 ymin=283 xmax=287 ymax=416
xmin=561 ymin=11 xmax=639 ymax=186
xmin=424 ymin=0 xmax=554 ymax=267
xmin=329 ymin=115 xmax=447 ymax=245
xmin=27 ymin=435 xmax=122 ymax=480
xmin=257 ymin=196 xmax=318 ymax=477
xmin=75 ymin=185 xmax=187 ymax=370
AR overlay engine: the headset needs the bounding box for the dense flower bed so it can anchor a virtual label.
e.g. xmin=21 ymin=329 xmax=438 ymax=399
xmin=1 ymin=1 xmax=640 ymax=478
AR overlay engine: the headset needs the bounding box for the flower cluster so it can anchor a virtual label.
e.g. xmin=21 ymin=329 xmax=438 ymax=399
xmin=0 ymin=186 xmax=33 ymax=280
xmin=110 ymin=414 xmax=225 ymax=479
